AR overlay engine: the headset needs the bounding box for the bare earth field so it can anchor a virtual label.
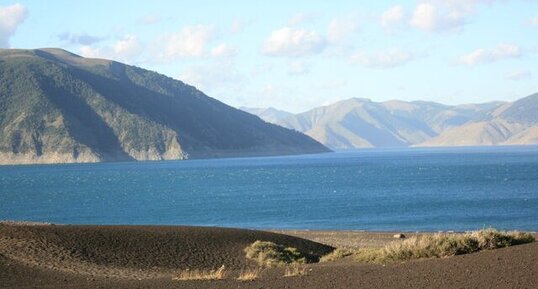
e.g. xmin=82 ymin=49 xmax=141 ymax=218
xmin=1 ymin=223 xmax=537 ymax=289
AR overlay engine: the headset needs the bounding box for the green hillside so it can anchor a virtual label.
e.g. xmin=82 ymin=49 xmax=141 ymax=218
xmin=0 ymin=48 xmax=329 ymax=164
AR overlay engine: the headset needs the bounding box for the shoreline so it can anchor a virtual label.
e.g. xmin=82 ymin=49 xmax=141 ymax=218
xmin=1 ymin=223 xmax=537 ymax=289
xmin=2 ymin=220 xmax=536 ymax=250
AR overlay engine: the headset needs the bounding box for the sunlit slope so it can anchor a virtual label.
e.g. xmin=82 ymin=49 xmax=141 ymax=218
xmin=0 ymin=48 xmax=329 ymax=164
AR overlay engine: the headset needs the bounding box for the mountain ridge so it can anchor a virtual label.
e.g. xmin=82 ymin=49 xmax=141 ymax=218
xmin=242 ymin=94 xmax=538 ymax=149
xmin=0 ymin=48 xmax=329 ymax=165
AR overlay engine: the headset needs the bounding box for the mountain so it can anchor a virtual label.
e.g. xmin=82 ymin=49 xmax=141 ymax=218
xmin=419 ymin=93 xmax=538 ymax=146
xmin=0 ymin=48 xmax=329 ymax=165
xmin=239 ymin=107 xmax=295 ymax=124
xmin=242 ymin=94 xmax=538 ymax=149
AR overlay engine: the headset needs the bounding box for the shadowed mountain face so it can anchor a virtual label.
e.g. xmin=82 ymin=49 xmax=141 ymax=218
xmin=0 ymin=48 xmax=329 ymax=165
xmin=243 ymin=94 xmax=538 ymax=149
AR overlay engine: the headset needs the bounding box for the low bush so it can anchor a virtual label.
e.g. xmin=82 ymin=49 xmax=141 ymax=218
xmin=244 ymin=240 xmax=307 ymax=267
xmin=471 ymin=229 xmax=534 ymax=249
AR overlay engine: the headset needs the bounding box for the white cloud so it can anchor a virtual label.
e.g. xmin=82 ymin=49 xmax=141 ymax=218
xmin=505 ymin=69 xmax=531 ymax=81
xmin=157 ymin=25 xmax=215 ymax=59
xmin=381 ymin=5 xmax=405 ymax=29
xmin=58 ymin=32 xmax=104 ymax=45
xmin=179 ymin=61 xmax=244 ymax=94
xmin=262 ymin=27 xmax=326 ymax=57
xmin=327 ymin=15 xmax=360 ymax=43
xmin=410 ymin=0 xmax=501 ymax=32
xmin=531 ymin=15 xmax=538 ymax=26
xmin=210 ymin=43 xmax=238 ymax=57
xmin=411 ymin=3 xmax=437 ymax=31
xmin=288 ymin=61 xmax=310 ymax=75
xmin=79 ymin=34 xmax=142 ymax=63
xmin=351 ymin=48 xmax=414 ymax=69
xmin=113 ymin=35 xmax=142 ymax=60
xmin=79 ymin=46 xmax=100 ymax=58
xmin=459 ymin=43 xmax=521 ymax=65
xmin=410 ymin=2 xmax=464 ymax=32
xmin=410 ymin=3 xmax=435 ymax=30
xmin=0 ymin=3 xmax=28 ymax=47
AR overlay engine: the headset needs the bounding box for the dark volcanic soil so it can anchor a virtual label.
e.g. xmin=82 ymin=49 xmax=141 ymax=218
xmin=1 ymin=224 xmax=537 ymax=289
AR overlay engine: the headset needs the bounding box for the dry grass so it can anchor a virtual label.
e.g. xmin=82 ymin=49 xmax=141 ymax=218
xmin=353 ymin=248 xmax=385 ymax=263
xmin=353 ymin=229 xmax=535 ymax=264
xmin=174 ymin=265 xmax=227 ymax=281
xmin=320 ymin=248 xmax=353 ymax=262
xmin=244 ymin=240 xmax=307 ymax=267
xmin=471 ymin=229 xmax=535 ymax=249
xmin=283 ymin=263 xmax=308 ymax=277
xmin=236 ymin=267 xmax=263 ymax=281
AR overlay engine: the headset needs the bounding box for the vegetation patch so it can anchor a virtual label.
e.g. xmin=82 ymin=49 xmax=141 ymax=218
xmin=320 ymin=248 xmax=353 ymax=262
xmin=244 ymin=240 xmax=307 ymax=267
xmin=353 ymin=229 xmax=534 ymax=264
xmin=471 ymin=229 xmax=535 ymax=249
xmin=236 ymin=267 xmax=263 ymax=281
xmin=174 ymin=265 xmax=227 ymax=281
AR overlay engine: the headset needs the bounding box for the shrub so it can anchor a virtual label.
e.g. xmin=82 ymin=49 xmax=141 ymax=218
xmin=509 ymin=231 xmax=536 ymax=244
xmin=244 ymin=241 xmax=307 ymax=267
xmin=174 ymin=265 xmax=227 ymax=281
xmin=471 ymin=229 xmax=535 ymax=249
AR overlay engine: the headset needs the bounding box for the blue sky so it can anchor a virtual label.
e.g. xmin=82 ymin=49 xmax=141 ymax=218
xmin=2 ymin=0 xmax=538 ymax=112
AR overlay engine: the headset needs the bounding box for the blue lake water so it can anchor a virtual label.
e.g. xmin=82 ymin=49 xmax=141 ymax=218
xmin=1 ymin=146 xmax=537 ymax=231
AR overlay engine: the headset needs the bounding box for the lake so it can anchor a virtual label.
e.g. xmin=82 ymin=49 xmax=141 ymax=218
xmin=1 ymin=146 xmax=537 ymax=231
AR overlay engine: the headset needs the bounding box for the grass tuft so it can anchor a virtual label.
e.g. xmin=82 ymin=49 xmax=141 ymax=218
xmin=353 ymin=229 xmax=534 ymax=264
xmin=236 ymin=267 xmax=263 ymax=281
xmin=283 ymin=263 xmax=308 ymax=277
xmin=320 ymin=248 xmax=353 ymax=262
xmin=174 ymin=265 xmax=227 ymax=281
xmin=244 ymin=240 xmax=307 ymax=267
xmin=353 ymin=248 xmax=385 ymax=263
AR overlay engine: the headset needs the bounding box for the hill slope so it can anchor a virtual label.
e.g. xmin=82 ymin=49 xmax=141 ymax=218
xmin=0 ymin=48 xmax=329 ymax=164
xmin=244 ymin=98 xmax=513 ymax=149
xmin=419 ymin=93 xmax=538 ymax=147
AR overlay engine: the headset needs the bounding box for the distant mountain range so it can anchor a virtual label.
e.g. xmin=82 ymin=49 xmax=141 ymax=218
xmin=0 ymin=48 xmax=329 ymax=165
xmin=242 ymin=93 xmax=538 ymax=150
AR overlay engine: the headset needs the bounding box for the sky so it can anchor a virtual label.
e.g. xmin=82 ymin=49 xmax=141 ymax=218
xmin=1 ymin=0 xmax=538 ymax=113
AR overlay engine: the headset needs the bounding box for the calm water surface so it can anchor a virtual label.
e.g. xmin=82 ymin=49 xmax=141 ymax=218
xmin=1 ymin=146 xmax=537 ymax=231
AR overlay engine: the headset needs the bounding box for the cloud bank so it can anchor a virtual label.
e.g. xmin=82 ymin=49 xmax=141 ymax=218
xmin=0 ymin=3 xmax=28 ymax=48
xmin=262 ymin=27 xmax=326 ymax=57
xmin=459 ymin=43 xmax=521 ymax=65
